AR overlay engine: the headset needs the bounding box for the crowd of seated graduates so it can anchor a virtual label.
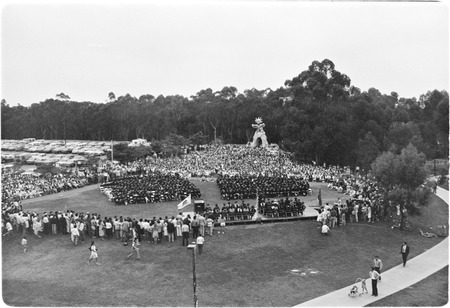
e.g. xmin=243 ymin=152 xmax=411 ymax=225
xmin=258 ymin=197 xmax=306 ymax=218
xmin=100 ymin=171 xmax=201 ymax=205
xmin=203 ymin=201 xmax=257 ymax=221
xmin=216 ymin=174 xmax=310 ymax=200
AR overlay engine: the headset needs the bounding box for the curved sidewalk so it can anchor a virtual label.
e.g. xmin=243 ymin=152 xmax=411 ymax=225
xmin=296 ymin=186 xmax=449 ymax=307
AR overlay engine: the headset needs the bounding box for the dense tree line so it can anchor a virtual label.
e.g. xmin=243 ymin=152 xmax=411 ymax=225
xmin=2 ymin=59 xmax=448 ymax=169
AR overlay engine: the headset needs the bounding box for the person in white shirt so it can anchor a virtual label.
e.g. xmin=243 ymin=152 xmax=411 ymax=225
xmin=126 ymin=238 xmax=140 ymax=260
xmin=196 ymin=235 xmax=204 ymax=255
xmin=71 ymin=225 xmax=80 ymax=246
xmin=78 ymin=220 xmax=85 ymax=243
xmin=181 ymin=223 xmax=190 ymax=246
xmin=321 ymin=223 xmax=330 ymax=235
xmin=373 ymin=256 xmax=383 ymax=281
xmin=4 ymin=221 xmax=13 ymax=240
xmin=114 ymin=218 xmax=121 ymax=240
xmin=206 ymin=217 xmax=214 ymax=236
xmin=87 ymin=241 xmax=100 ymax=265
xmin=21 ymin=236 xmax=28 ymax=253
xmin=198 ymin=214 xmax=206 ymax=236
xmin=369 ymin=267 xmax=381 ymax=296
xmin=33 ymin=217 xmax=42 ymax=238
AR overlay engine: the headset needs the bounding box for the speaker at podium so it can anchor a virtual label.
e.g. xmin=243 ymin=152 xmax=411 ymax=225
xmin=194 ymin=200 xmax=205 ymax=214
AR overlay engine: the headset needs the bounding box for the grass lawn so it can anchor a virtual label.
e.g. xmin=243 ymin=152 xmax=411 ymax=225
xmin=19 ymin=180 xmax=346 ymax=220
xmin=2 ymin=181 xmax=448 ymax=307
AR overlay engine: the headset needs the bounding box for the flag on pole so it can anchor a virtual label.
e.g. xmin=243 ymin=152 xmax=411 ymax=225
xmin=177 ymin=194 xmax=192 ymax=210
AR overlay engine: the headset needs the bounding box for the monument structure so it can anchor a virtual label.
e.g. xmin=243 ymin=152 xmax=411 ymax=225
xmin=251 ymin=117 xmax=269 ymax=148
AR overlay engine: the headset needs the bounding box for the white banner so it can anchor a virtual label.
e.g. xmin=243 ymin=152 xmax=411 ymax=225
xmin=177 ymin=194 xmax=192 ymax=210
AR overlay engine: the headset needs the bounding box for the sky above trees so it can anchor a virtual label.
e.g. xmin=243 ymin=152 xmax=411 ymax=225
xmin=1 ymin=0 xmax=448 ymax=106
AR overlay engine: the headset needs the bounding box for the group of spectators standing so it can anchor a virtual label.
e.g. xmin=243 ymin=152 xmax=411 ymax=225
xmin=317 ymin=189 xmax=383 ymax=234
xmin=99 ymin=171 xmax=201 ymax=205
xmin=2 ymin=206 xmax=220 ymax=248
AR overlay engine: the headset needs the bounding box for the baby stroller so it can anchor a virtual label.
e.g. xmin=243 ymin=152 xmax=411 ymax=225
xmin=348 ymin=278 xmax=367 ymax=297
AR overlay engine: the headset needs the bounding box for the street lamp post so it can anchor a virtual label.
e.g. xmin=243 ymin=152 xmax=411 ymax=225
xmin=187 ymin=243 xmax=198 ymax=307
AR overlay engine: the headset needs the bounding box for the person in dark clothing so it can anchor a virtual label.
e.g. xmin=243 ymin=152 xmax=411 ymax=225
xmin=59 ymin=215 xmax=67 ymax=235
xmin=400 ymin=242 xmax=410 ymax=266
xmin=167 ymin=219 xmax=175 ymax=242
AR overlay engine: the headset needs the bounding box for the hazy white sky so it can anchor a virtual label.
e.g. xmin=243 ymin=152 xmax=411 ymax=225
xmin=1 ymin=0 xmax=448 ymax=106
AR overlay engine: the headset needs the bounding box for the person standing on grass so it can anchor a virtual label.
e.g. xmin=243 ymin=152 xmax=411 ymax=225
xmin=78 ymin=219 xmax=85 ymax=244
xmin=127 ymin=237 xmax=140 ymax=260
xmin=4 ymin=220 xmax=13 ymax=240
xmin=206 ymin=216 xmax=214 ymax=236
xmin=71 ymin=223 xmax=80 ymax=246
xmin=121 ymin=218 xmax=129 ymax=242
xmin=90 ymin=215 xmax=97 ymax=238
xmin=87 ymin=241 xmax=100 ymax=265
xmin=181 ymin=222 xmax=190 ymax=246
xmin=21 ymin=236 xmax=28 ymax=253
xmin=218 ymin=215 xmax=226 ymax=234
xmin=99 ymin=218 xmax=105 ymax=241
xmin=163 ymin=218 xmax=169 ymax=242
xmin=400 ymin=242 xmax=410 ymax=267
xmin=152 ymin=222 xmax=159 ymax=244
xmin=167 ymin=219 xmax=175 ymax=243
xmin=373 ymin=256 xmax=383 ymax=281
xmin=157 ymin=218 xmax=163 ymax=243
xmin=196 ymin=234 xmax=204 ymax=255
xmin=32 ymin=216 xmax=42 ymax=238
xmin=105 ymin=218 xmax=113 ymax=239
xmin=369 ymin=267 xmax=380 ymax=296
xmin=198 ymin=214 xmax=206 ymax=236
xmin=191 ymin=215 xmax=200 ymax=239
xmin=176 ymin=217 xmax=182 ymax=240
xmin=114 ymin=218 xmax=121 ymax=240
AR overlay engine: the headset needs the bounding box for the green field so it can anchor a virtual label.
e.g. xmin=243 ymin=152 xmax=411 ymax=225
xmin=2 ymin=180 xmax=448 ymax=306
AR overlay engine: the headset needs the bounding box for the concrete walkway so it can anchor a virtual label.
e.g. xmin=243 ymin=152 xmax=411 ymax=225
xmin=296 ymin=186 xmax=449 ymax=307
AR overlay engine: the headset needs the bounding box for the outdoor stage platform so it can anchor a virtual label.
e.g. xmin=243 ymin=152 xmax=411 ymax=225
xmin=185 ymin=204 xmax=320 ymax=227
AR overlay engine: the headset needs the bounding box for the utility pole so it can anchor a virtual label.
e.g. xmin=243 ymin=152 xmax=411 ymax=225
xmin=187 ymin=243 xmax=198 ymax=307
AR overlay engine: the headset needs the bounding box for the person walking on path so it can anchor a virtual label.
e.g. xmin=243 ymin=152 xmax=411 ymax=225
xmin=87 ymin=241 xmax=100 ymax=265
xmin=196 ymin=234 xmax=204 ymax=255
xmin=400 ymin=242 xmax=410 ymax=267
xmin=373 ymin=256 xmax=383 ymax=281
xmin=369 ymin=267 xmax=381 ymax=296
xmin=127 ymin=238 xmax=141 ymax=260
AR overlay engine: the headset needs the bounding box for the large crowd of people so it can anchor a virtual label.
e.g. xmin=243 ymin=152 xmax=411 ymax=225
xmin=2 ymin=143 xmax=392 ymax=248
xmin=216 ymin=174 xmax=310 ymax=200
xmin=100 ymin=172 xmax=201 ymax=205
xmin=1 ymin=171 xmax=97 ymax=203
xmin=1 ymin=206 xmax=221 ymax=247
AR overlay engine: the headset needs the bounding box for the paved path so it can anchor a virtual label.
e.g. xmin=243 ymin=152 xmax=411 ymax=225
xmin=296 ymin=186 xmax=449 ymax=307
